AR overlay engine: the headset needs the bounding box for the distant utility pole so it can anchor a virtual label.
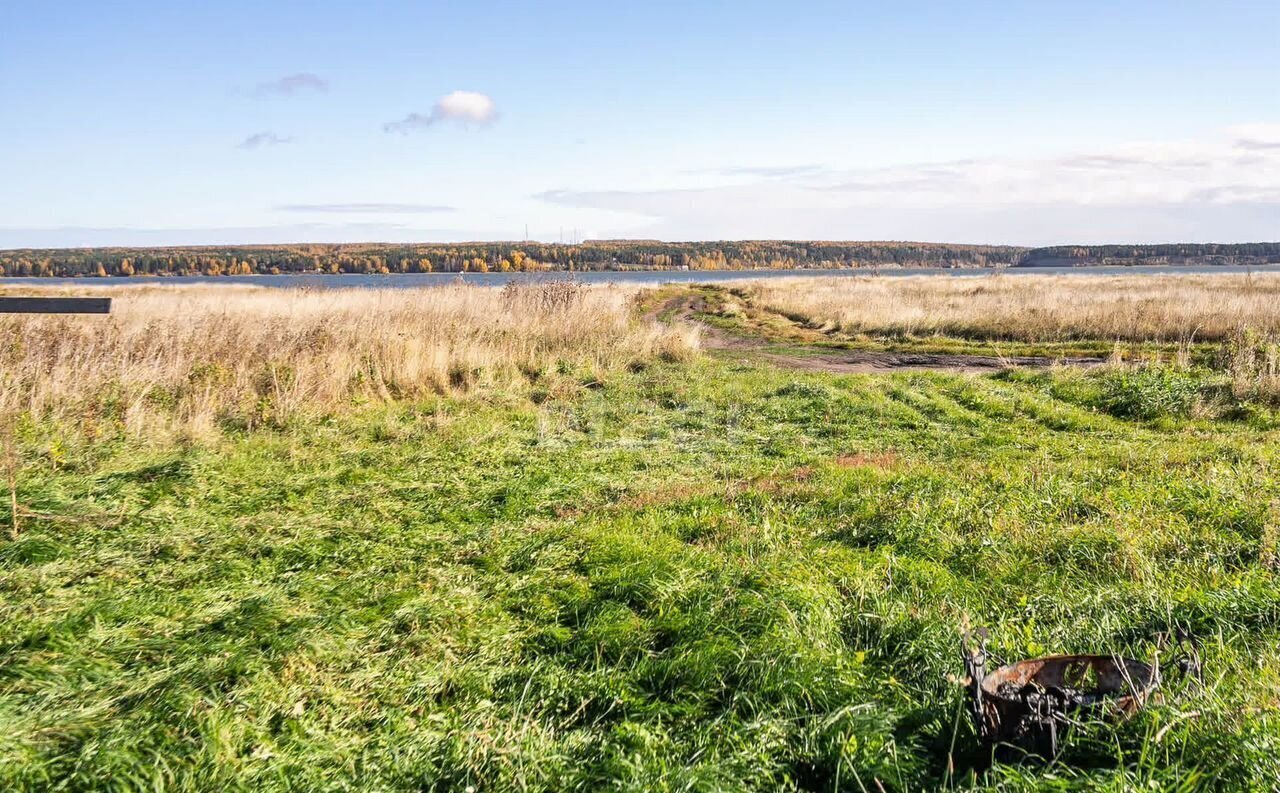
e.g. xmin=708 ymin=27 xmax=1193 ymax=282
xmin=524 ymin=224 xmax=528 ymax=242
xmin=559 ymin=227 xmax=563 ymax=244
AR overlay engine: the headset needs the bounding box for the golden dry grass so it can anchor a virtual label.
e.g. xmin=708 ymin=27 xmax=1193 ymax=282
xmin=743 ymin=273 xmax=1280 ymax=343
xmin=742 ymin=272 xmax=1280 ymax=400
xmin=0 ymin=282 xmax=699 ymax=435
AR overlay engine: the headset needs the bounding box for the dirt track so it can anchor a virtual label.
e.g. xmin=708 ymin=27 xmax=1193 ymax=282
xmin=657 ymin=293 xmax=1105 ymax=374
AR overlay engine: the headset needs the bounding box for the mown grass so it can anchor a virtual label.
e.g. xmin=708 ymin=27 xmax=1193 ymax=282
xmin=3 ymin=349 xmax=1278 ymax=791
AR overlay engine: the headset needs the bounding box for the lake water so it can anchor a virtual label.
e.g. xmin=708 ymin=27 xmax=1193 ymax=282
xmin=0 ymin=264 xmax=1275 ymax=290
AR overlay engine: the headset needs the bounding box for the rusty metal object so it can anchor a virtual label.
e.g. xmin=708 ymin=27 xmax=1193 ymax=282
xmin=962 ymin=629 xmax=1162 ymax=758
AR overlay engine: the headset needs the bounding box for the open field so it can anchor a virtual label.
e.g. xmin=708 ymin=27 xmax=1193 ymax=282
xmin=742 ymin=273 xmax=1280 ymax=342
xmin=2 ymin=277 xmax=1279 ymax=791
xmin=0 ymin=283 xmax=698 ymax=436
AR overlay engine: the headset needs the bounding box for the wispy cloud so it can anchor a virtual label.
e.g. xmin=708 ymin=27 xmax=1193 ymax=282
xmin=1057 ymin=154 xmax=1159 ymax=170
xmin=534 ymin=123 xmax=1280 ymax=244
xmin=275 ymin=203 xmax=456 ymax=214
xmin=696 ymin=164 xmax=826 ymax=179
xmin=1057 ymin=153 xmax=1213 ymax=171
xmin=253 ymin=73 xmax=329 ymax=97
xmin=237 ymin=132 xmax=294 ymax=149
xmin=1230 ymin=122 xmax=1280 ymax=151
xmin=384 ymin=91 xmax=498 ymax=133
xmin=812 ymin=166 xmax=971 ymax=194
xmin=1236 ymin=138 xmax=1280 ymax=152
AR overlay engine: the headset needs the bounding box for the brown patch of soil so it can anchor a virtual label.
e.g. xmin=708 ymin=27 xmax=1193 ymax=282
xmin=835 ymin=451 xmax=901 ymax=469
xmin=789 ymin=466 xmax=815 ymax=482
xmin=617 ymin=483 xmax=709 ymax=511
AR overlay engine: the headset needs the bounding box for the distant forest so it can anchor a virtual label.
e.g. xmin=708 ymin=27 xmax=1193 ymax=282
xmin=1 ymin=240 xmax=1277 ymax=277
xmin=1019 ymin=243 xmax=1280 ymax=268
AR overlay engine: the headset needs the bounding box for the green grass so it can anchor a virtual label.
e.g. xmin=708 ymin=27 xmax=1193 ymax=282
xmin=2 ymin=355 xmax=1279 ymax=791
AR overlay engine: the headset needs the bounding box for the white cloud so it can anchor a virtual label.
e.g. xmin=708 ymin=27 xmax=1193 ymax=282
xmin=253 ymin=73 xmax=329 ymax=97
xmin=275 ymin=203 xmax=456 ymax=214
xmin=535 ymin=123 xmax=1280 ymax=244
xmin=237 ymin=132 xmax=294 ymax=149
xmin=692 ymin=164 xmax=826 ymax=179
xmin=1230 ymin=123 xmax=1280 ymax=151
xmin=384 ymin=91 xmax=498 ymax=133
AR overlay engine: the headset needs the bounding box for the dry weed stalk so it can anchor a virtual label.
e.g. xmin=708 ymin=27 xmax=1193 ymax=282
xmin=3 ymin=420 xmax=18 ymax=540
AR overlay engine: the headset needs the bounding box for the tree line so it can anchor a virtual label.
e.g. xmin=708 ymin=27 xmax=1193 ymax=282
xmin=0 ymin=241 xmax=1024 ymax=277
xmin=1021 ymin=243 xmax=1280 ymax=267
xmin=0 ymin=240 xmax=1276 ymax=278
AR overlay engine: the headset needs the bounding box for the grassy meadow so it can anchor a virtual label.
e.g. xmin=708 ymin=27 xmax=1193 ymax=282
xmin=1 ymin=277 xmax=1278 ymax=791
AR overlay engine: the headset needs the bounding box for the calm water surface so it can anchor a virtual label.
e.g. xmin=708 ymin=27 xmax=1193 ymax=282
xmin=1 ymin=265 xmax=1275 ymax=290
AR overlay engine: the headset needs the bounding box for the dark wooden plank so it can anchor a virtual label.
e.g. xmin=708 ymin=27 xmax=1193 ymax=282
xmin=0 ymin=297 xmax=113 ymax=314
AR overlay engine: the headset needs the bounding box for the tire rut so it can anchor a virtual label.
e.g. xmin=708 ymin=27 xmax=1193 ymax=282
xmin=658 ymin=292 xmax=1107 ymax=374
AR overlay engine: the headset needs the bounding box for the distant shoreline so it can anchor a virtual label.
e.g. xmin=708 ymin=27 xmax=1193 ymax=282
xmin=1 ymin=240 xmax=1278 ymax=279
xmin=4 ymin=264 xmax=1279 ymax=292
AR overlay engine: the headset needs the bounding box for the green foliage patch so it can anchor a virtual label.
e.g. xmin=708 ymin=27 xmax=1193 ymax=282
xmin=1 ymin=359 xmax=1278 ymax=791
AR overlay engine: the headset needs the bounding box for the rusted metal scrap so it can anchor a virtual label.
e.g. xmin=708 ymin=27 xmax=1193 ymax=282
xmin=960 ymin=628 xmax=1191 ymax=758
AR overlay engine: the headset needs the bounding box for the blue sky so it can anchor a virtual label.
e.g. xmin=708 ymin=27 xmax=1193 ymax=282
xmin=2 ymin=0 xmax=1277 ymax=247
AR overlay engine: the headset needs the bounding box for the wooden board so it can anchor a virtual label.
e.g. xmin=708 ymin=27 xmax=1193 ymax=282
xmin=0 ymin=297 xmax=113 ymax=314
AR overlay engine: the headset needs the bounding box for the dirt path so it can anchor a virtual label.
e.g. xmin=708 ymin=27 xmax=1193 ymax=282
xmin=753 ymin=349 xmax=1105 ymax=374
xmin=656 ymin=292 xmax=1105 ymax=374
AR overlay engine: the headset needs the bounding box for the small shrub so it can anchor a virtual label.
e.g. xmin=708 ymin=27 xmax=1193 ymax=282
xmin=501 ymin=279 xmax=584 ymax=312
xmin=1097 ymin=367 xmax=1203 ymax=420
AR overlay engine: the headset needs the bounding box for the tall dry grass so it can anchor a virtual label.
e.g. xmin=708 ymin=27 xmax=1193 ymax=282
xmin=744 ymin=273 xmax=1280 ymax=342
xmin=0 ymin=282 xmax=699 ymax=435
xmin=744 ymin=272 xmax=1280 ymax=399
